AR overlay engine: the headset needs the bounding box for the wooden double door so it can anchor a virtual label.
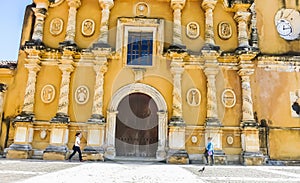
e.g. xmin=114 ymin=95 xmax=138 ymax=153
xmin=115 ymin=93 xmax=158 ymax=157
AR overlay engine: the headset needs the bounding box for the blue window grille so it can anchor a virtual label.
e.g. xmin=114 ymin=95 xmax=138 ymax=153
xmin=127 ymin=32 xmax=153 ymax=66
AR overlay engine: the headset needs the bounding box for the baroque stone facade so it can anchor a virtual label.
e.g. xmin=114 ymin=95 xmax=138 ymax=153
xmin=0 ymin=0 xmax=300 ymax=165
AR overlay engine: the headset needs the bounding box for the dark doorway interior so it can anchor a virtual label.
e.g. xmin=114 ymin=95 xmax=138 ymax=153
xmin=115 ymin=93 xmax=158 ymax=157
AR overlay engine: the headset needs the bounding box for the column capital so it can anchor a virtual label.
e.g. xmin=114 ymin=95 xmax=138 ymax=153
xmin=67 ymin=0 xmax=81 ymax=8
xmin=234 ymin=10 xmax=251 ymax=23
xmin=201 ymin=0 xmax=217 ymax=10
xmin=171 ymin=0 xmax=186 ymax=10
xmin=99 ymin=0 xmax=114 ymax=9
xmin=34 ymin=0 xmax=49 ymax=9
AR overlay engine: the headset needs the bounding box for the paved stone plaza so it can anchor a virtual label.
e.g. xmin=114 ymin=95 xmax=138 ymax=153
xmin=1 ymin=159 xmax=300 ymax=183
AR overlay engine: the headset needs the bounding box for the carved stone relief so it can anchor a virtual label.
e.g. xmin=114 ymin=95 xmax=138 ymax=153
xmin=49 ymin=0 xmax=64 ymax=7
xmin=41 ymin=84 xmax=55 ymax=103
xmin=75 ymin=85 xmax=89 ymax=104
xmin=135 ymin=2 xmax=149 ymax=17
xmin=226 ymin=135 xmax=234 ymax=145
xmin=186 ymin=88 xmax=201 ymax=106
xmin=218 ymin=21 xmax=232 ymax=40
xmin=186 ymin=22 xmax=200 ymax=39
xmin=50 ymin=18 xmax=64 ymax=36
xmin=81 ymin=19 xmax=95 ymax=37
xmin=221 ymin=89 xmax=236 ymax=108
xmin=290 ymin=90 xmax=300 ymax=117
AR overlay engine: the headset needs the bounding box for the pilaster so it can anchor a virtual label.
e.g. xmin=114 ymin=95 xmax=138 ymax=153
xmin=31 ymin=0 xmax=49 ymax=42
xmin=203 ymin=50 xmax=221 ymax=126
xmin=234 ymin=4 xmax=251 ymax=52
xmin=96 ymin=0 xmax=114 ymax=46
xmin=238 ymin=53 xmax=264 ymax=165
xmin=51 ymin=50 xmax=74 ymax=123
xmin=88 ymin=48 xmax=111 ymax=123
xmin=60 ymin=0 xmax=81 ymax=48
xmin=43 ymin=123 xmax=69 ymax=160
xmin=170 ymin=0 xmax=186 ymax=48
xmin=201 ymin=0 xmax=219 ymax=50
xmin=15 ymin=48 xmax=41 ymax=121
xmin=104 ymin=110 xmax=118 ymax=159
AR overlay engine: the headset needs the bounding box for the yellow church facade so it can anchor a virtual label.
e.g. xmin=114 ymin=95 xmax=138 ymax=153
xmin=0 ymin=0 xmax=300 ymax=165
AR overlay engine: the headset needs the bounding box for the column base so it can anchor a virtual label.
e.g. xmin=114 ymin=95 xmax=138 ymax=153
xmin=214 ymin=150 xmax=227 ymax=165
xmin=51 ymin=113 xmax=70 ymax=123
xmin=241 ymin=151 xmax=265 ymax=166
xmin=5 ymin=144 xmax=32 ymax=159
xmin=166 ymin=149 xmax=189 ymax=164
xmin=205 ymin=117 xmax=222 ymax=126
xmin=14 ymin=112 xmax=34 ymax=122
xmin=59 ymin=41 xmax=77 ymax=49
xmin=83 ymin=146 xmax=105 ymax=161
xmin=169 ymin=116 xmax=185 ymax=126
xmin=241 ymin=120 xmax=258 ymax=128
xmin=201 ymin=43 xmax=220 ymax=51
xmin=156 ymin=148 xmax=167 ymax=161
xmin=88 ymin=114 xmax=105 ymax=124
xmin=43 ymin=145 xmax=68 ymax=161
xmin=104 ymin=146 xmax=116 ymax=160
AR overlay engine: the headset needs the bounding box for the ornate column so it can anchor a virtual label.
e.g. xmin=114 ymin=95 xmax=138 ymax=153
xmin=201 ymin=0 xmax=219 ymax=50
xmin=104 ymin=110 xmax=118 ymax=159
xmin=238 ymin=53 xmax=264 ymax=165
xmin=156 ymin=111 xmax=168 ymax=160
xmin=44 ymin=50 xmax=74 ymax=160
xmin=18 ymin=49 xmax=41 ymax=120
xmin=88 ymin=49 xmax=110 ymax=123
xmin=0 ymin=84 xmax=7 ymax=132
xmin=202 ymin=50 xmax=226 ymax=164
xmin=234 ymin=4 xmax=251 ymax=51
xmin=250 ymin=3 xmax=259 ymax=50
xmin=31 ymin=0 xmax=49 ymax=42
xmin=170 ymin=0 xmax=186 ymax=47
xmin=167 ymin=51 xmax=189 ymax=164
xmin=51 ymin=50 xmax=74 ymax=122
xmin=60 ymin=0 xmax=81 ymax=47
xmin=96 ymin=0 xmax=114 ymax=45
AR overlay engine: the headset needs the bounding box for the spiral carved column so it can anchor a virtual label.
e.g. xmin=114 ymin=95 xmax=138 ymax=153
xmin=170 ymin=0 xmax=186 ymax=47
xmin=97 ymin=0 xmax=114 ymax=45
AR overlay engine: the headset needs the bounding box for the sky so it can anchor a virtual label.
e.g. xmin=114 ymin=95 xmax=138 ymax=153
xmin=0 ymin=0 xmax=32 ymax=61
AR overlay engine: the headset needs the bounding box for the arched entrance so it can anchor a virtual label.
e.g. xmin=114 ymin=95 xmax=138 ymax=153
xmin=105 ymin=83 xmax=168 ymax=160
xmin=115 ymin=93 xmax=158 ymax=157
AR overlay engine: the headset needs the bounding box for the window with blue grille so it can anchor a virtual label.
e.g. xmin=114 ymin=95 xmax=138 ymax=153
xmin=127 ymin=32 xmax=153 ymax=66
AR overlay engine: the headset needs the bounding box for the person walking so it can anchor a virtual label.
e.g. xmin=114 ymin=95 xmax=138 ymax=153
xmin=68 ymin=132 xmax=83 ymax=162
xmin=204 ymin=137 xmax=214 ymax=166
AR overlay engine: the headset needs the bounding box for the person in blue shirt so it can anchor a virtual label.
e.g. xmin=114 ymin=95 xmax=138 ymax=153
xmin=204 ymin=137 xmax=214 ymax=165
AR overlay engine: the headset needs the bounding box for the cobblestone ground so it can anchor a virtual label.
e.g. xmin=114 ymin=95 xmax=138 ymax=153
xmin=1 ymin=159 xmax=300 ymax=183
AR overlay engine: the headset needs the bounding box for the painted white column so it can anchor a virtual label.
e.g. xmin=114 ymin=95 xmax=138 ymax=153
xmin=234 ymin=10 xmax=251 ymax=48
xmin=97 ymin=0 xmax=114 ymax=44
xmin=170 ymin=0 xmax=186 ymax=46
xmin=105 ymin=110 xmax=118 ymax=158
xmin=156 ymin=111 xmax=167 ymax=159
xmin=31 ymin=1 xmax=49 ymax=41
xmin=202 ymin=0 xmax=217 ymax=46
xmin=64 ymin=0 xmax=81 ymax=43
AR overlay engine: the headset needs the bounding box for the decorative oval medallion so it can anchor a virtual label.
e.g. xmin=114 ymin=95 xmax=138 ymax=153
xmin=226 ymin=135 xmax=234 ymax=145
xmin=49 ymin=0 xmax=64 ymax=7
xmin=75 ymin=85 xmax=89 ymax=104
xmin=81 ymin=19 xmax=95 ymax=37
xmin=186 ymin=22 xmax=200 ymax=39
xmin=40 ymin=130 xmax=47 ymax=139
xmin=218 ymin=21 xmax=232 ymax=40
xmin=50 ymin=18 xmax=64 ymax=36
xmin=41 ymin=85 xmax=55 ymax=103
xmin=135 ymin=2 xmax=149 ymax=17
xmin=191 ymin=136 xmax=198 ymax=143
xmin=221 ymin=88 xmax=236 ymax=108
xmin=187 ymin=88 xmax=201 ymax=106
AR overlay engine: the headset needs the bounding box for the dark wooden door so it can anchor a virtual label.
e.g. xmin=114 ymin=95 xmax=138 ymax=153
xmin=115 ymin=93 xmax=158 ymax=157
